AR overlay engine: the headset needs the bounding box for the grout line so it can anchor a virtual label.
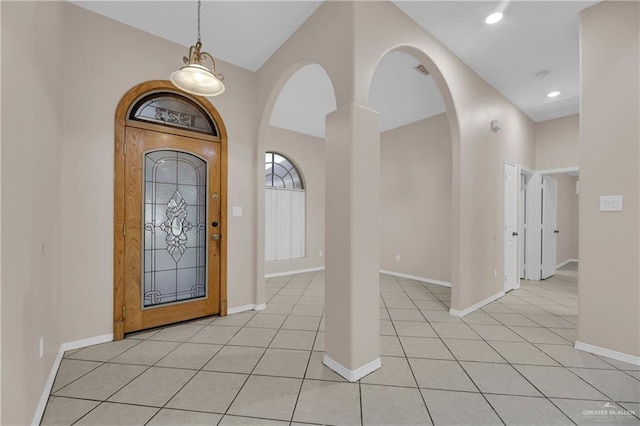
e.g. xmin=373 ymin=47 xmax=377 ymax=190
xmin=404 ymin=275 xmax=573 ymax=425
xmin=53 ymin=384 xmax=632 ymax=405
xmin=358 ymin=381 xmax=364 ymax=426
xmin=51 ymin=271 xmax=638 ymax=426
xmin=69 ymin=363 xmax=156 ymax=425
xmin=385 ymin=275 xmax=438 ymax=425
xmin=141 ymin=292 xmax=274 ymax=425
xmin=288 ymin=271 xmax=322 ymax=424
xmin=218 ymin=271 xmax=317 ymax=423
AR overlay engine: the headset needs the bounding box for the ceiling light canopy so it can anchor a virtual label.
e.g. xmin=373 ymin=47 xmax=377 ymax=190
xmin=485 ymin=12 xmax=503 ymax=24
xmin=171 ymin=0 xmax=225 ymax=97
xmin=547 ymin=91 xmax=561 ymax=98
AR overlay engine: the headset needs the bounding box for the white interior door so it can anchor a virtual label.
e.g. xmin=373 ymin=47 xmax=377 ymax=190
xmin=504 ymin=162 xmax=518 ymax=292
xmin=541 ymin=176 xmax=558 ymax=279
xmin=519 ymin=173 xmax=527 ymax=279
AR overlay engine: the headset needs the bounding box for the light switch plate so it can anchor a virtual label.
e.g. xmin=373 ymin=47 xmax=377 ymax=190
xmin=600 ymin=195 xmax=623 ymax=212
xmin=232 ymin=206 xmax=243 ymax=217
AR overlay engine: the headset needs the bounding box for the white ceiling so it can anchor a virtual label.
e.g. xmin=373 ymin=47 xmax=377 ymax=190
xmin=73 ymin=0 xmax=595 ymax=136
xmin=71 ymin=1 xmax=322 ymax=72
xmin=269 ymin=64 xmax=336 ymax=138
xmin=270 ymin=52 xmax=445 ymax=138
xmin=394 ymin=1 xmax=597 ymax=123
xmin=370 ymin=52 xmax=446 ymax=133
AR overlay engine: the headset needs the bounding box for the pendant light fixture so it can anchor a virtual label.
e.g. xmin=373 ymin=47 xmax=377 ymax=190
xmin=171 ymin=0 xmax=225 ymax=97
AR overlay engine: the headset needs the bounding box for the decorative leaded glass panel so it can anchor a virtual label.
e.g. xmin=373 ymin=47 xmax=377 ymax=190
xmin=264 ymin=152 xmax=304 ymax=189
xmin=143 ymin=150 xmax=207 ymax=307
xmin=129 ymin=92 xmax=218 ymax=136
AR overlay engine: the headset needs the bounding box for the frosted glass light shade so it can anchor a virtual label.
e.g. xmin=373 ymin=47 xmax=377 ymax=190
xmin=171 ymin=63 xmax=225 ymax=97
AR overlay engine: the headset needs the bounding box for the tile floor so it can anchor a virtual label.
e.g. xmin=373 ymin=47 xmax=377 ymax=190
xmin=42 ymin=263 xmax=640 ymax=425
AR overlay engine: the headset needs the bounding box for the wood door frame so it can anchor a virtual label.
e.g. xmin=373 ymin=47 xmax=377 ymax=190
xmin=113 ymin=80 xmax=228 ymax=340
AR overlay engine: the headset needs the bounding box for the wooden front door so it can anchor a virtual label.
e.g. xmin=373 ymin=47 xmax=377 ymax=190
xmin=124 ymin=128 xmax=221 ymax=332
xmin=114 ymin=81 xmax=228 ymax=339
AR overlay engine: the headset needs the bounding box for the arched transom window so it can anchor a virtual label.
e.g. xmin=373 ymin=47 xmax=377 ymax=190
xmin=265 ymin=152 xmax=304 ymax=189
xmin=129 ymin=92 xmax=218 ymax=136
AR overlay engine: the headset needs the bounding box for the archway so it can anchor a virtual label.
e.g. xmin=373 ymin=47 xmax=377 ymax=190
xmin=366 ymin=45 xmax=462 ymax=315
xmin=255 ymin=62 xmax=337 ymax=307
xmin=370 ymin=50 xmax=454 ymax=312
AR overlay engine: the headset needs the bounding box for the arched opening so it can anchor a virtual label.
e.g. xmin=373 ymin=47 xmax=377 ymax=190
xmin=113 ymin=80 xmax=228 ymax=340
xmin=260 ymin=63 xmax=336 ymax=280
xmin=367 ymin=46 xmax=462 ymax=315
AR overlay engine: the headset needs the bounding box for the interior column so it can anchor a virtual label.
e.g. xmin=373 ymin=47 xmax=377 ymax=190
xmin=323 ymin=103 xmax=381 ymax=381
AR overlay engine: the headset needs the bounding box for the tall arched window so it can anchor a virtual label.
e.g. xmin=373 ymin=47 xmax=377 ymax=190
xmin=265 ymin=152 xmax=306 ymax=261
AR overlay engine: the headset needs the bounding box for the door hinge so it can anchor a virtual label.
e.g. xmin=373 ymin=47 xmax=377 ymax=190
xmin=123 ymin=224 xmax=127 ymax=236
xmin=122 ymin=305 xmax=126 ymax=319
xmin=123 ymin=142 xmax=127 ymax=155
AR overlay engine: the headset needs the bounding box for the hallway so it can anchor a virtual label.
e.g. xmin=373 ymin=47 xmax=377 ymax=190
xmin=42 ymin=266 xmax=640 ymax=425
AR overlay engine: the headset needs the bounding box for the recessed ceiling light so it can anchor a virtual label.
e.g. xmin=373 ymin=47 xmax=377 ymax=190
xmin=485 ymin=12 xmax=503 ymax=24
xmin=547 ymin=91 xmax=561 ymax=98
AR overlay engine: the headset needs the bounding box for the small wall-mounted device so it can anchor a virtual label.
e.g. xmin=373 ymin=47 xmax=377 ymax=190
xmin=600 ymin=195 xmax=623 ymax=212
xmin=490 ymin=120 xmax=502 ymax=133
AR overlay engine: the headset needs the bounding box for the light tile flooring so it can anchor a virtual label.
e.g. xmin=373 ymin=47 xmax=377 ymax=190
xmin=42 ymin=263 xmax=640 ymax=425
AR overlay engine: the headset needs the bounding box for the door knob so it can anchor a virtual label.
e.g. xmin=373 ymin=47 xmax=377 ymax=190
xmin=512 ymin=232 xmax=518 ymax=236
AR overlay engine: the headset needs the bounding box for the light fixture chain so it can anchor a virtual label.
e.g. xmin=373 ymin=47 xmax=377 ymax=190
xmin=197 ymin=0 xmax=201 ymax=43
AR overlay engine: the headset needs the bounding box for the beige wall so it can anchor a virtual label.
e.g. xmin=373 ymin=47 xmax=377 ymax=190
xmin=380 ymin=113 xmax=452 ymax=282
xmin=6 ymin=0 xmax=626 ymax=420
xmin=254 ymin=1 xmax=357 ymax=308
xmin=553 ymin=174 xmax=579 ymax=265
xmin=0 ymin=1 xmax=3 ymax=420
xmin=58 ymin=3 xmax=258 ymax=343
xmin=257 ymin=0 xmax=537 ymax=317
xmin=1 ymin=2 xmax=64 ymax=424
xmin=354 ymin=2 xmax=537 ymax=311
xmin=579 ymin=1 xmax=639 ymax=357
xmin=265 ymin=126 xmax=325 ymax=275
xmin=535 ymin=114 xmax=579 ymax=170
xmin=1 ymin=3 xmax=259 ymax=423
xmin=266 ymin=113 xmax=452 ymax=284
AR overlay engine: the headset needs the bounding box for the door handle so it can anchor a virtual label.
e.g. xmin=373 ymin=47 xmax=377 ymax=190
xmin=512 ymin=232 xmax=518 ymax=236
xmin=554 ymin=230 xmax=560 ymax=234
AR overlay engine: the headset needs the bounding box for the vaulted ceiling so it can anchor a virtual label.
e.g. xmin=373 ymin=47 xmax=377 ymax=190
xmin=73 ymin=0 xmax=596 ymax=137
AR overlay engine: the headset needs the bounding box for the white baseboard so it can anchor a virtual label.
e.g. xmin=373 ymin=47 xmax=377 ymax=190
xmin=227 ymin=303 xmax=266 ymax=315
xmin=575 ymin=341 xmax=640 ymax=367
xmin=323 ymin=354 xmax=382 ymax=382
xmin=379 ymin=269 xmax=451 ymax=288
xmin=60 ymin=333 xmax=113 ymax=353
xmin=265 ymin=266 xmax=325 ymax=279
xmin=556 ymin=259 xmax=579 ymax=269
xmin=32 ymin=333 xmax=113 ymax=426
xmin=450 ymin=290 xmax=505 ymax=318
